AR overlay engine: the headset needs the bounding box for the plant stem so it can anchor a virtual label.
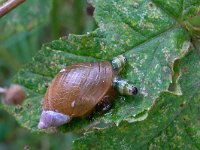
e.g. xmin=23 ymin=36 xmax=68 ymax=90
xmin=73 ymin=0 xmax=84 ymax=34
xmin=51 ymin=0 xmax=60 ymax=39
xmin=0 ymin=0 xmax=26 ymax=17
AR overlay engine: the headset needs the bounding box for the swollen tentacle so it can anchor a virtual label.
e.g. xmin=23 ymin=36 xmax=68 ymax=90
xmin=113 ymin=77 xmax=138 ymax=96
xmin=111 ymin=55 xmax=127 ymax=71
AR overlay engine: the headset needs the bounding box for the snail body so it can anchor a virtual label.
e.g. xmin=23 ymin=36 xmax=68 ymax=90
xmin=38 ymin=55 xmax=138 ymax=129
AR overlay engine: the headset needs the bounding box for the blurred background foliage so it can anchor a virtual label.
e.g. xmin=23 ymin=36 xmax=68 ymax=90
xmin=0 ymin=0 xmax=96 ymax=149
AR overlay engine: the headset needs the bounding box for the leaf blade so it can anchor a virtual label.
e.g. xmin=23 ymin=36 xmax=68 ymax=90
xmin=1 ymin=0 xmax=199 ymax=133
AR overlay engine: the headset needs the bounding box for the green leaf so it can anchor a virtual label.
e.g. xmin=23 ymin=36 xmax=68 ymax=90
xmin=73 ymin=50 xmax=200 ymax=149
xmin=1 ymin=0 xmax=199 ymax=134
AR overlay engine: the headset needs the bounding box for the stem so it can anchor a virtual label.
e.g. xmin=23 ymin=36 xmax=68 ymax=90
xmin=51 ymin=0 xmax=60 ymax=39
xmin=73 ymin=0 xmax=84 ymax=33
xmin=0 ymin=87 xmax=6 ymax=94
xmin=0 ymin=0 xmax=26 ymax=17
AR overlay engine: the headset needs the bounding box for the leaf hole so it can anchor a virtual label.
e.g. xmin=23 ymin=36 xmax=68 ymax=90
xmin=86 ymin=3 xmax=95 ymax=16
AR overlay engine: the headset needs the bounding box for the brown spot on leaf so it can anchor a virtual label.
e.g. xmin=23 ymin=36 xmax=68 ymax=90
xmin=182 ymin=66 xmax=189 ymax=73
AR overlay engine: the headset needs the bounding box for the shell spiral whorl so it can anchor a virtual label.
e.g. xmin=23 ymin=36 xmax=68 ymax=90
xmin=43 ymin=61 xmax=114 ymax=117
xmin=38 ymin=55 xmax=138 ymax=129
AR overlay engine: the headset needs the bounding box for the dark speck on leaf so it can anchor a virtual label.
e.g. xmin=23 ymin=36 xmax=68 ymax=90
xmin=149 ymin=2 xmax=154 ymax=8
xmin=179 ymin=103 xmax=184 ymax=108
xmin=14 ymin=107 xmax=23 ymax=114
xmin=27 ymin=103 xmax=32 ymax=109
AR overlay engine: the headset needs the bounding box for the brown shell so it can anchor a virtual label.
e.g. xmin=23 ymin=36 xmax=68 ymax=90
xmin=43 ymin=61 xmax=114 ymax=117
xmin=3 ymin=84 xmax=26 ymax=105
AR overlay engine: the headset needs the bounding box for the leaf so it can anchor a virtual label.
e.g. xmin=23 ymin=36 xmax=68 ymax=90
xmin=1 ymin=0 xmax=199 ymax=133
xmin=73 ymin=50 xmax=200 ymax=149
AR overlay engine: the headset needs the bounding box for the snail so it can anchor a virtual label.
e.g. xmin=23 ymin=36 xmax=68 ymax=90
xmin=38 ymin=55 xmax=138 ymax=129
xmin=0 ymin=84 xmax=26 ymax=105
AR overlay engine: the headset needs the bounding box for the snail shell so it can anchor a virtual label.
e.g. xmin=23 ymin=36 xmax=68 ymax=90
xmin=3 ymin=84 xmax=26 ymax=105
xmin=39 ymin=61 xmax=115 ymax=129
xmin=38 ymin=55 xmax=137 ymax=129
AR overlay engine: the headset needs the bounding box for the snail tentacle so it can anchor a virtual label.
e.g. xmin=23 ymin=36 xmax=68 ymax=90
xmin=113 ymin=77 xmax=138 ymax=96
xmin=111 ymin=55 xmax=127 ymax=71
